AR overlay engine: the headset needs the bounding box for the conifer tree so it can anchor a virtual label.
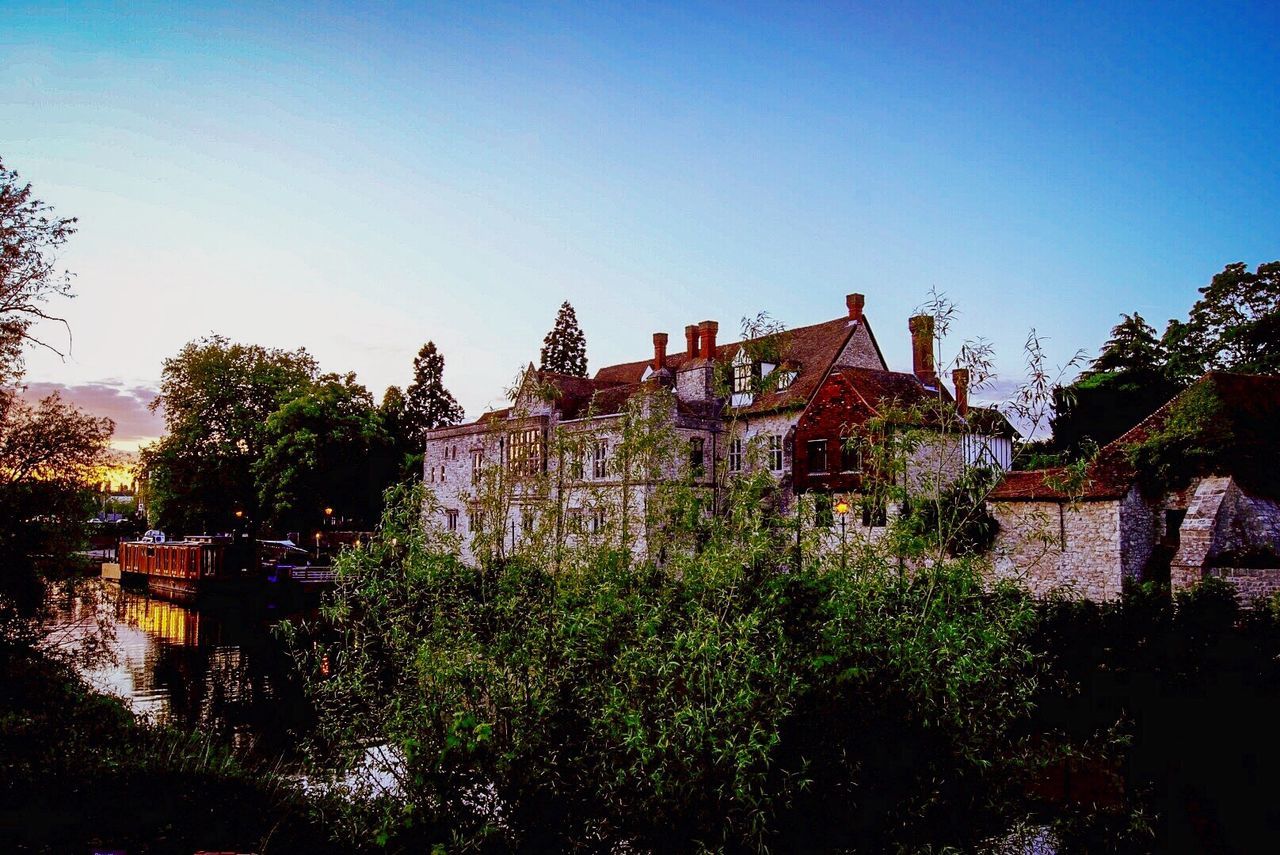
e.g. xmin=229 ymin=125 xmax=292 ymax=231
xmin=403 ymin=342 xmax=464 ymax=446
xmin=1090 ymin=312 xmax=1164 ymax=374
xmin=539 ymin=301 xmax=588 ymax=377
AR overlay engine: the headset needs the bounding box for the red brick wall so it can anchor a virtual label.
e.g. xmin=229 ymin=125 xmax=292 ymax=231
xmin=793 ymin=375 xmax=875 ymax=493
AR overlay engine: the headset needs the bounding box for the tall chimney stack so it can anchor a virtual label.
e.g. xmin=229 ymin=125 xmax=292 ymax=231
xmin=952 ymin=368 xmax=970 ymax=417
xmin=698 ymin=320 xmax=719 ymax=361
xmin=846 ymin=293 xmax=865 ymax=322
xmin=685 ymin=324 xmax=699 ymax=359
xmin=909 ymin=315 xmax=936 ymax=386
xmin=652 ymin=332 xmax=668 ymax=371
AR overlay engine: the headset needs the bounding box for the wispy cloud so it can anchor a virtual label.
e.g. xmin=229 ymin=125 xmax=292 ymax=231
xmin=20 ymin=381 xmax=164 ymax=450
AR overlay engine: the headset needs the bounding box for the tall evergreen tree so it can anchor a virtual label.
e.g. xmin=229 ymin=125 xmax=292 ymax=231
xmin=403 ymin=342 xmax=464 ymax=446
xmin=1090 ymin=312 xmax=1164 ymax=374
xmin=1046 ymin=311 xmax=1179 ymax=460
xmin=539 ymin=301 xmax=588 ymax=377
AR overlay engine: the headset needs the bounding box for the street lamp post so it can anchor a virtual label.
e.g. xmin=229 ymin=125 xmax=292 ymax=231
xmin=834 ymin=498 xmax=850 ymax=572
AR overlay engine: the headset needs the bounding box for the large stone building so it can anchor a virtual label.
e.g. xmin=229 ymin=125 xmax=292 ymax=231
xmin=423 ymin=294 xmax=1013 ymax=565
xmin=988 ymin=372 xmax=1280 ymax=601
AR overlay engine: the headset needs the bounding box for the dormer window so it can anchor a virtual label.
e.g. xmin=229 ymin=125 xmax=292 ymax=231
xmin=775 ymin=370 xmax=796 ymax=391
xmin=731 ymin=350 xmax=754 ymax=406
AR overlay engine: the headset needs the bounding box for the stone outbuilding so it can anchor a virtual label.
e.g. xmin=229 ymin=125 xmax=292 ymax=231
xmin=988 ymin=373 xmax=1280 ymax=601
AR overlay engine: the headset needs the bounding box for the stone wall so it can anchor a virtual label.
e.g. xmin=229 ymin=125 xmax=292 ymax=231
xmin=988 ymin=498 xmax=1126 ymax=600
xmin=1216 ymin=485 xmax=1280 ymax=557
xmin=1169 ymin=476 xmax=1233 ymax=590
xmin=1119 ymin=485 xmax=1156 ymax=584
xmin=1209 ymin=567 xmax=1280 ymax=603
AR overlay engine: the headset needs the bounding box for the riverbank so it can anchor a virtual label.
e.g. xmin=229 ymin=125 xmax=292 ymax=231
xmin=0 ymin=644 xmax=343 ymax=854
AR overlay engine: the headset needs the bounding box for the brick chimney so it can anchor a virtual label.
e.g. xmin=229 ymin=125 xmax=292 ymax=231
xmin=846 ymin=293 xmax=865 ymax=322
xmin=909 ymin=315 xmax=936 ymax=386
xmin=698 ymin=320 xmax=719 ymax=361
xmin=652 ymin=332 xmax=668 ymax=371
xmin=952 ymin=368 xmax=970 ymax=417
xmin=685 ymin=324 xmax=699 ymax=359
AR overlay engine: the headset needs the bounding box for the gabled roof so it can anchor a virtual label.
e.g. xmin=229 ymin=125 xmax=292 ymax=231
xmin=594 ymin=314 xmax=884 ymax=416
xmin=990 ymin=372 xmax=1280 ymax=501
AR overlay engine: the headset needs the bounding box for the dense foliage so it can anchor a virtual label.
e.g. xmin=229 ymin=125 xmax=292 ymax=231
xmin=141 ymin=335 xmax=320 ymax=532
xmin=254 ymin=372 xmax=398 ymax=533
xmin=0 ymin=631 xmax=341 ymax=854
xmin=292 ymin=485 xmax=1045 ymax=852
xmin=1039 ymin=262 xmax=1280 ymax=463
xmin=0 ymin=156 xmax=114 ymax=646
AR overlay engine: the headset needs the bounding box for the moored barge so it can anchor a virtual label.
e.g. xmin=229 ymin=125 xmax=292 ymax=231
xmin=117 ymin=535 xmax=259 ymax=603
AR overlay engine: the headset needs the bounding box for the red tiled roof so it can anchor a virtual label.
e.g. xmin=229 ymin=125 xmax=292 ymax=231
xmin=990 ymin=372 xmax=1280 ymax=501
xmin=594 ymin=315 xmax=876 ymax=416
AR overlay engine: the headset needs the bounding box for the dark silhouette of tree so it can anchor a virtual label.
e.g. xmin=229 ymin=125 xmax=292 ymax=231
xmin=0 ymin=157 xmax=78 ymax=382
xmin=1090 ymin=312 xmax=1164 ymax=374
xmin=0 ymin=156 xmax=113 ymax=635
xmin=1046 ymin=311 xmax=1179 ymax=460
xmin=402 ymin=342 xmax=464 ymax=446
xmin=1161 ymin=261 xmax=1280 ymax=382
xmin=539 ymin=301 xmax=588 ymax=377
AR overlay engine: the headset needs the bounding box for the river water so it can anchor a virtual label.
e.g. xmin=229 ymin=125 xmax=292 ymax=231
xmin=41 ymin=577 xmax=317 ymax=763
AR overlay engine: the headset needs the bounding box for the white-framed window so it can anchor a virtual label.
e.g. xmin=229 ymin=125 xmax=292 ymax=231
xmin=591 ymin=508 xmax=606 ymax=533
xmin=731 ymin=350 xmax=754 ymax=406
xmin=768 ymin=434 xmax=783 ymax=471
xmin=732 ymin=352 xmax=752 ymax=395
xmin=593 ymin=440 xmax=608 ymax=478
xmin=776 ymin=370 xmax=796 ymax=390
xmin=446 ymin=509 xmax=458 ymax=531
xmin=728 ymin=436 xmax=743 ymax=472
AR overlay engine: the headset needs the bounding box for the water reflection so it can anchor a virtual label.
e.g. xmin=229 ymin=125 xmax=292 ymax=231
xmin=42 ymin=579 xmax=315 ymax=762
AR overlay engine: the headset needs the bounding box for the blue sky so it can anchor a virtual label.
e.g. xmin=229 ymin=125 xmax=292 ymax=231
xmin=4 ymin=1 xmax=1278 ymax=447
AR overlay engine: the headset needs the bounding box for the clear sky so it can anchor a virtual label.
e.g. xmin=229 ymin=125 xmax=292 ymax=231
xmin=4 ymin=1 xmax=1278 ymax=450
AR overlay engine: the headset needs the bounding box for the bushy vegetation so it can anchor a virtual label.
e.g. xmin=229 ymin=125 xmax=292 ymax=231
xmin=291 ymin=484 xmax=1045 ymax=852
xmin=0 ymin=636 xmax=341 ymax=854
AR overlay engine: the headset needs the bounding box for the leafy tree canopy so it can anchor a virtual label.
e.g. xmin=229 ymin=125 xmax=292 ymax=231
xmin=142 ymin=336 xmax=319 ymax=532
xmin=401 ymin=341 xmax=463 ymax=447
xmin=254 ymin=373 xmax=394 ymax=533
xmin=1162 ymin=261 xmax=1280 ymax=382
xmin=539 ymin=300 xmax=588 ymax=377
xmin=0 ymin=156 xmax=113 ymax=631
xmin=1090 ymin=312 xmax=1163 ymax=374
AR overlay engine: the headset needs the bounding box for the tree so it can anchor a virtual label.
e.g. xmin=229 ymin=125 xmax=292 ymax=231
xmin=141 ymin=336 xmax=318 ymax=533
xmin=539 ymin=300 xmax=588 ymax=377
xmin=401 ymin=341 xmax=463 ymax=447
xmin=254 ymin=373 xmax=395 ymax=533
xmin=0 ymin=157 xmax=78 ymax=383
xmin=1162 ymin=261 xmax=1280 ymax=382
xmin=1090 ymin=312 xmax=1164 ymax=374
xmin=1046 ymin=312 xmax=1180 ymax=457
xmin=0 ymin=156 xmax=113 ymax=642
